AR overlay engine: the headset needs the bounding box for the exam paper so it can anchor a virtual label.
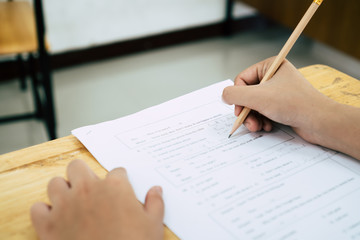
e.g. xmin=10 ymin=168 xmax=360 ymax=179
xmin=73 ymin=80 xmax=360 ymax=240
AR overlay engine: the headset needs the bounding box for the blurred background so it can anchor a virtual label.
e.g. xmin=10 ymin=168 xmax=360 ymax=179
xmin=1 ymin=0 xmax=360 ymax=154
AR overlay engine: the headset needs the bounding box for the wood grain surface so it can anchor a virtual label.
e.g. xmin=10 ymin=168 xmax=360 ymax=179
xmin=0 ymin=2 xmax=37 ymax=55
xmin=0 ymin=65 xmax=359 ymax=239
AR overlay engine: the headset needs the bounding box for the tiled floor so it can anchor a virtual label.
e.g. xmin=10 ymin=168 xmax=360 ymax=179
xmin=1 ymin=26 xmax=359 ymax=154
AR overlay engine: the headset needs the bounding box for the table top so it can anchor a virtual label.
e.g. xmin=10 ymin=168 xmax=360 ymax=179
xmin=1 ymin=65 xmax=359 ymax=239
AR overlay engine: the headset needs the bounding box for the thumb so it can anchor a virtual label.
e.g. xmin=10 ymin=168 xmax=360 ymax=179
xmin=222 ymin=85 xmax=266 ymax=112
xmin=144 ymin=186 xmax=164 ymax=222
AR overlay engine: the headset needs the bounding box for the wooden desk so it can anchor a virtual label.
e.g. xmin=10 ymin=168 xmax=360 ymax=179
xmin=1 ymin=65 xmax=359 ymax=239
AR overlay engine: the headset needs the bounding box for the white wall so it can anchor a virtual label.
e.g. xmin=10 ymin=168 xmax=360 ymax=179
xmin=43 ymin=0 xmax=255 ymax=53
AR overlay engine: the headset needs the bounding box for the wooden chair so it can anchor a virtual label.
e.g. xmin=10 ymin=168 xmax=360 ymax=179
xmin=0 ymin=0 xmax=56 ymax=139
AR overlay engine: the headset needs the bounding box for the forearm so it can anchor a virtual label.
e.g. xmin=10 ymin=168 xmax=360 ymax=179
xmin=311 ymin=101 xmax=360 ymax=160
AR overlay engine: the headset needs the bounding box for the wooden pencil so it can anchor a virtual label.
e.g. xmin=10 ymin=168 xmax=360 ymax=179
xmin=229 ymin=0 xmax=324 ymax=138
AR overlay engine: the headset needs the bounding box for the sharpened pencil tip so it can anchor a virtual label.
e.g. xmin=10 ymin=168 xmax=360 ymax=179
xmin=228 ymin=134 xmax=232 ymax=138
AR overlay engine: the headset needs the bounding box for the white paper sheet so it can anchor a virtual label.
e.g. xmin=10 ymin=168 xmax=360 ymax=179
xmin=72 ymin=80 xmax=360 ymax=240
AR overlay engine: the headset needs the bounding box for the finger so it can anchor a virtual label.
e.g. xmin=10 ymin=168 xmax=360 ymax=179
xmin=222 ymin=85 xmax=264 ymax=111
xmin=30 ymin=202 xmax=51 ymax=236
xmin=262 ymin=117 xmax=273 ymax=132
xmin=244 ymin=113 xmax=262 ymax=132
xmin=234 ymin=105 xmax=243 ymax=117
xmin=106 ymin=167 xmax=128 ymax=181
xmin=106 ymin=167 xmax=136 ymax=194
xmin=105 ymin=168 xmax=140 ymax=205
xmin=233 ymin=77 xmax=247 ymax=86
xmin=67 ymin=159 xmax=98 ymax=186
xmin=47 ymin=177 xmax=70 ymax=205
xmin=144 ymin=186 xmax=164 ymax=222
xmin=234 ymin=57 xmax=276 ymax=86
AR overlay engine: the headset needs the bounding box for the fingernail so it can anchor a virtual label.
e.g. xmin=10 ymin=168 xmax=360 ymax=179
xmin=153 ymin=186 xmax=163 ymax=196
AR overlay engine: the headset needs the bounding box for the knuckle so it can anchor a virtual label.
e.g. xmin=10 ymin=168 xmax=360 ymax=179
xmin=107 ymin=167 xmax=128 ymax=180
xmin=105 ymin=177 xmax=131 ymax=194
xmin=47 ymin=177 xmax=64 ymax=192
xmin=234 ymin=77 xmax=244 ymax=86
xmin=48 ymin=176 xmax=63 ymax=186
xmin=105 ymin=175 xmax=122 ymax=186
xmin=68 ymin=159 xmax=83 ymax=168
xmin=74 ymin=179 xmax=92 ymax=197
xmin=30 ymin=202 xmax=43 ymax=215
xmin=113 ymin=167 xmax=127 ymax=175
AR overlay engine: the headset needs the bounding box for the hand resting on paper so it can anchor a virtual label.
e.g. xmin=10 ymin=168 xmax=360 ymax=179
xmin=31 ymin=159 xmax=164 ymax=240
xmin=222 ymin=57 xmax=360 ymax=160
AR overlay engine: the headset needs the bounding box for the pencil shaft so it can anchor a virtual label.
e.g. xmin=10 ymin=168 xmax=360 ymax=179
xmin=261 ymin=2 xmax=320 ymax=84
xmin=229 ymin=1 xmax=321 ymax=137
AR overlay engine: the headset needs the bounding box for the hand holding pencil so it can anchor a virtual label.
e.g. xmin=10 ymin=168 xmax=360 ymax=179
xmin=227 ymin=0 xmax=324 ymax=138
xmin=222 ymin=57 xmax=334 ymax=145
